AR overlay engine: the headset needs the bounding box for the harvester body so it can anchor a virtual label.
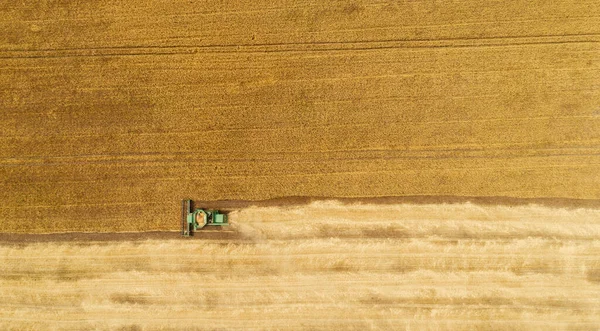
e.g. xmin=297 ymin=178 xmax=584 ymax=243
xmin=181 ymin=199 xmax=228 ymax=236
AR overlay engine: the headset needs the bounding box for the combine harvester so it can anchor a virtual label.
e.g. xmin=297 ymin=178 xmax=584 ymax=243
xmin=181 ymin=199 xmax=229 ymax=236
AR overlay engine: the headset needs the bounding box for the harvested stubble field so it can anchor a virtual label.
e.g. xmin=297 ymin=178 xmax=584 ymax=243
xmin=1 ymin=201 xmax=600 ymax=330
xmin=2 ymin=0 xmax=600 ymax=329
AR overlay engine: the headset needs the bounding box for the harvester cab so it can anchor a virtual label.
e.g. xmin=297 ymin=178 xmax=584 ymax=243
xmin=181 ymin=199 xmax=229 ymax=236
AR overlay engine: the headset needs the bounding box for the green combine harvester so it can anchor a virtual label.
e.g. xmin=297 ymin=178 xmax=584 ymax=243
xmin=181 ymin=199 xmax=229 ymax=236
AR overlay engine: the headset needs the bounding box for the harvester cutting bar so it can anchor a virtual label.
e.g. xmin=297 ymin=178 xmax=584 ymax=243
xmin=181 ymin=199 xmax=190 ymax=236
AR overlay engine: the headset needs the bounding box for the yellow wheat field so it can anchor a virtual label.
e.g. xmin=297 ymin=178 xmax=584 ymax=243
xmin=2 ymin=1 xmax=600 ymax=328
xmin=2 ymin=0 xmax=600 ymax=233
